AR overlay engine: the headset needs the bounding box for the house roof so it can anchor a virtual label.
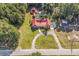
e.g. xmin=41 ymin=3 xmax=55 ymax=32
xmin=32 ymin=18 xmax=51 ymax=27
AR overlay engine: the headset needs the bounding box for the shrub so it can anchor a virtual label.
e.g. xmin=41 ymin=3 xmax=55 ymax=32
xmin=31 ymin=52 xmax=42 ymax=56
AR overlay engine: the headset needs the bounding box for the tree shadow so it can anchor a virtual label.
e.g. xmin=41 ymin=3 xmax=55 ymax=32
xmin=31 ymin=27 xmax=38 ymax=32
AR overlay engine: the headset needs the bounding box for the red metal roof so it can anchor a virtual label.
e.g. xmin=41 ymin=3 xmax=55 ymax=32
xmin=32 ymin=18 xmax=51 ymax=27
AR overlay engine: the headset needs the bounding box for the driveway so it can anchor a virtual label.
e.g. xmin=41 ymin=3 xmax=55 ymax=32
xmin=32 ymin=29 xmax=63 ymax=49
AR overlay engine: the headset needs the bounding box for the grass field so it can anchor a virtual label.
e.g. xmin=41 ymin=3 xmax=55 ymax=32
xmin=35 ymin=35 xmax=58 ymax=49
xmin=19 ymin=13 xmax=38 ymax=49
xmin=56 ymin=31 xmax=79 ymax=49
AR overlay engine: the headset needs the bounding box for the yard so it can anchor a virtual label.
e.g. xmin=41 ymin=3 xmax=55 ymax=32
xmin=35 ymin=35 xmax=58 ymax=49
xmin=18 ymin=13 xmax=58 ymax=49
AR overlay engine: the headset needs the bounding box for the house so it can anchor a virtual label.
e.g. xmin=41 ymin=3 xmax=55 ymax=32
xmin=31 ymin=16 xmax=51 ymax=28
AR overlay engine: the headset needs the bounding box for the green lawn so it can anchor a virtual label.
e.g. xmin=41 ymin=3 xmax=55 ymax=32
xmin=56 ymin=31 xmax=79 ymax=49
xmin=35 ymin=35 xmax=58 ymax=49
xmin=19 ymin=13 xmax=38 ymax=49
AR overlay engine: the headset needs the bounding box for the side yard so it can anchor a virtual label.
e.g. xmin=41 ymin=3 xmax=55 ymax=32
xmin=18 ymin=13 xmax=38 ymax=49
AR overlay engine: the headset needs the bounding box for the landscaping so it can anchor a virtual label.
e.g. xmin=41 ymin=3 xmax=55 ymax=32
xmin=31 ymin=52 xmax=42 ymax=56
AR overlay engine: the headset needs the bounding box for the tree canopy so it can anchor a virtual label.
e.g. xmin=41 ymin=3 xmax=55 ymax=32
xmin=0 ymin=4 xmax=27 ymax=28
xmin=0 ymin=4 xmax=28 ymax=50
xmin=0 ymin=20 xmax=19 ymax=50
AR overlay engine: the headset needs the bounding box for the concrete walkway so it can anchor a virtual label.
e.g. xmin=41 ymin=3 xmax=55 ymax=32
xmin=32 ymin=33 xmax=44 ymax=49
xmin=48 ymin=30 xmax=63 ymax=49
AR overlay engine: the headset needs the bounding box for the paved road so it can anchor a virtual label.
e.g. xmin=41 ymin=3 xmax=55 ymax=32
xmin=11 ymin=49 xmax=79 ymax=56
xmin=1 ymin=49 xmax=79 ymax=56
xmin=0 ymin=50 xmax=13 ymax=56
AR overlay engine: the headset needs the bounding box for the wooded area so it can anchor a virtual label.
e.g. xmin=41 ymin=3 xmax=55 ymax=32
xmin=0 ymin=4 xmax=27 ymax=50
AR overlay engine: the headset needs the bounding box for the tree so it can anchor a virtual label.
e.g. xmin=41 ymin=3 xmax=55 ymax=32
xmin=0 ymin=20 xmax=19 ymax=50
xmin=0 ymin=4 xmax=28 ymax=28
